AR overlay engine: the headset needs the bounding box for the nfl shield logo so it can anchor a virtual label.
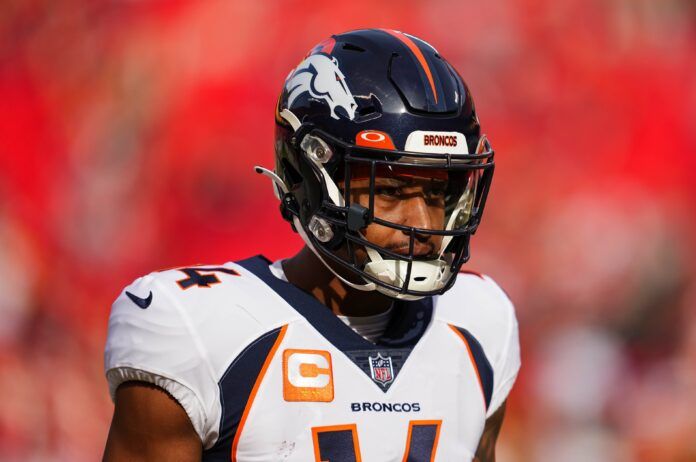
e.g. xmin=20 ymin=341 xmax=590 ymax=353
xmin=369 ymin=353 xmax=394 ymax=386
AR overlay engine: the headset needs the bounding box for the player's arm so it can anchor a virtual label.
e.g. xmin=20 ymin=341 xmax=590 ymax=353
xmin=105 ymin=274 xmax=215 ymax=460
xmin=103 ymin=381 xmax=202 ymax=462
xmin=473 ymin=400 xmax=507 ymax=462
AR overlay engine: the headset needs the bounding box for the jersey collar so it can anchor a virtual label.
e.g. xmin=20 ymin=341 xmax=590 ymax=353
xmin=237 ymin=255 xmax=433 ymax=351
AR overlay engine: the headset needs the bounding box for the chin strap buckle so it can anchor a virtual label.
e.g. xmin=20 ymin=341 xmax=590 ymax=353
xmin=280 ymin=194 xmax=299 ymax=223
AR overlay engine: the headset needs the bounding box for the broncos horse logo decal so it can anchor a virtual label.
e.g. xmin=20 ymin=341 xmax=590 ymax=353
xmin=285 ymin=54 xmax=358 ymax=120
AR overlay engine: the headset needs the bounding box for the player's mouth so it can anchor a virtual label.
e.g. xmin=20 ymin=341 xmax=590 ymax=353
xmin=386 ymin=242 xmax=437 ymax=259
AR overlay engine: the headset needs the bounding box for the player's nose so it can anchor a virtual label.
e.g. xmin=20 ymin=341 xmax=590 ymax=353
xmin=403 ymin=194 xmax=433 ymax=230
xmin=402 ymin=195 xmax=438 ymax=252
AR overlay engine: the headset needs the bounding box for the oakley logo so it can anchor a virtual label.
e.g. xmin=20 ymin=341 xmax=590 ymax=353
xmin=355 ymin=130 xmax=396 ymax=150
xmin=285 ymin=54 xmax=357 ymax=120
xmin=283 ymin=349 xmax=334 ymax=402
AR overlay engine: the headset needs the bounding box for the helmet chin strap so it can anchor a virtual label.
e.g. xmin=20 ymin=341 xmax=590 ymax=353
xmin=293 ymin=215 xmax=377 ymax=293
xmin=261 ymin=113 xmax=378 ymax=294
xmin=255 ymin=165 xmax=377 ymax=293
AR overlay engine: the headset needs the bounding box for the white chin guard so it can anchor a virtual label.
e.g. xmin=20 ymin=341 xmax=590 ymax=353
xmin=363 ymin=254 xmax=451 ymax=300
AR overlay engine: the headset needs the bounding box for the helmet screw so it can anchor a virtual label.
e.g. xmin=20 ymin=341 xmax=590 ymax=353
xmin=300 ymin=134 xmax=333 ymax=164
xmin=309 ymin=215 xmax=334 ymax=243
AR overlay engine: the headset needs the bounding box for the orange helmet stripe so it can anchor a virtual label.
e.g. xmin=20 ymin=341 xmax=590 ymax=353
xmin=382 ymin=29 xmax=438 ymax=104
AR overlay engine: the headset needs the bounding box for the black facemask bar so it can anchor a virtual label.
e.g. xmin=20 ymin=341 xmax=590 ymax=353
xmin=290 ymin=125 xmax=495 ymax=297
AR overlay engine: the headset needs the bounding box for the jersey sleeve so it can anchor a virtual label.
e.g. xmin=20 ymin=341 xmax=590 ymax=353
xmin=483 ymin=276 xmax=521 ymax=418
xmin=435 ymin=272 xmax=522 ymax=419
xmin=104 ymin=273 xmax=214 ymax=443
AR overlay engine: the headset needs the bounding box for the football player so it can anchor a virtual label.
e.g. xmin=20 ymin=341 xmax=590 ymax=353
xmin=103 ymin=29 xmax=520 ymax=462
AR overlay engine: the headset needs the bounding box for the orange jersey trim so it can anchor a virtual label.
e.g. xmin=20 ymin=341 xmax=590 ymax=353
xmin=231 ymin=324 xmax=288 ymax=461
xmin=401 ymin=420 xmax=442 ymax=462
xmin=448 ymin=324 xmax=486 ymax=406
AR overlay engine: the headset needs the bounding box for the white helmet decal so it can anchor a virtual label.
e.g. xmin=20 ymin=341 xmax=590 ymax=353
xmin=285 ymin=54 xmax=358 ymax=120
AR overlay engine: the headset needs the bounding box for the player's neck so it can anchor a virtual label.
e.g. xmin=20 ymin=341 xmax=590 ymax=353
xmin=282 ymin=246 xmax=394 ymax=318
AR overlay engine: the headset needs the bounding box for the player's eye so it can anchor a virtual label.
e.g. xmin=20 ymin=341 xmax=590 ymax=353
xmin=425 ymin=184 xmax=447 ymax=200
xmin=375 ymin=185 xmax=401 ymax=198
xmin=428 ymin=187 xmax=446 ymax=198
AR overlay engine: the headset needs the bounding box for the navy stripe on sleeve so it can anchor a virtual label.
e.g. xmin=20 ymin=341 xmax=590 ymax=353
xmin=202 ymin=327 xmax=282 ymax=461
xmin=451 ymin=325 xmax=494 ymax=410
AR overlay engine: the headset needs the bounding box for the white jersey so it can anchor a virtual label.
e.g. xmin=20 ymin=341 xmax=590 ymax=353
xmin=105 ymin=256 xmax=520 ymax=461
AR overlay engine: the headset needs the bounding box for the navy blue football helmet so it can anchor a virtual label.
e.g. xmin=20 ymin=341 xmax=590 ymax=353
xmin=257 ymin=29 xmax=494 ymax=300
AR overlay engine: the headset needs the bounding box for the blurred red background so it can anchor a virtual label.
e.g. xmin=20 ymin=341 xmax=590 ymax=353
xmin=1 ymin=1 xmax=694 ymax=460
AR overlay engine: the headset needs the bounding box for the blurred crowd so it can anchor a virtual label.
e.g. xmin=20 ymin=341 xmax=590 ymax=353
xmin=0 ymin=0 xmax=694 ymax=460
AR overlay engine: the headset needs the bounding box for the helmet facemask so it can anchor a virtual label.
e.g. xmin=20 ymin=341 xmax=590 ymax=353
xmin=262 ymin=125 xmax=494 ymax=301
